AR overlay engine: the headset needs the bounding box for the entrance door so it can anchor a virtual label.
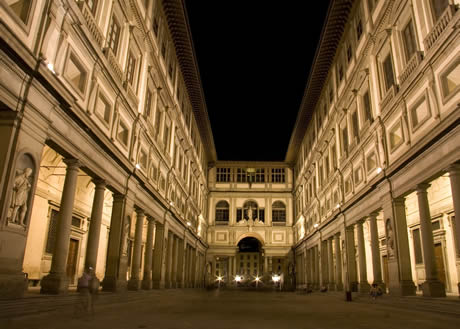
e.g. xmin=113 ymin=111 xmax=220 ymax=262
xmin=382 ymin=255 xmax=389 ymax=286
xmin=434 ymin=243 xmax=446 ymax=288
xmin=66 ymin=238 xmax=79 ymax=284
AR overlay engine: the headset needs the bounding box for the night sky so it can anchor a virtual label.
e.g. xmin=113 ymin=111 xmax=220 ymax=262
xmin=185 ymin=1 xmax=331 ymax=161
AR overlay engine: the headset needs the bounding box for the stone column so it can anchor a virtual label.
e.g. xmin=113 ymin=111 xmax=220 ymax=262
xmin=228 ymin=256 xmax=233 ymax=282
xmin=171 ymin=236 xmax=179 ymax=288
xmin=41 ymin=159 xmax=80 ymax=294
xmin=176 ymin=238 xmax=185 ymax=288
xmin=102 ymin=193 xmax=133 ymax=292
xmin=264 ymin=254 xmax=268 ymax=274
xmin=142 ymin=218 xmax=155 ymax=290
xmin=84 ymin=179 xmax=106 ymax=273
xmin=334 ymin=234 xmax=343 ymax=291
xmin=369 ymin=212 xmax=385 ymax=290
xmin=128 ymin=208 xmax=145 ymax=290
xmin=320 ymin=240 xmax=328 ymax=288
xmin=383 ymin=196 xmax=416 ymax=296
xmin=314 ymin=246 xmax=320 ymax=289
xmin=447 ymin=164 xmax=460 ymax=294
xmin=357 ymin=220 xmax=371 ymax=293
xmin=165 ymin=231 xmax=174 ymax=288
xmin=345 ymin=226 xmax=358 ymax=292
xmin=152 ymin=222 xmax=166 ymax=288
xmin=416 ymin=183 xmax=446 ymax=297
xmin=327 ymin=238 xmax=335 ymax=291
xmin=305 ymin=249 xmax=311 ymax=289
xmin=233 ymin=255 xmax=237 ymax=276
xmin=191 ymin=249 xmax=197 ymax=287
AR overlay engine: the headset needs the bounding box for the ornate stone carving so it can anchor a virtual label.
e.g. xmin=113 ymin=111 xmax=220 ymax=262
xmin=8 ymin=167 xmax=33 ymax=226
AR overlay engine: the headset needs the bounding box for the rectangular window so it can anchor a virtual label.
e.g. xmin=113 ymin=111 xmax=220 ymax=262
xmin=389 ymin=121 xmax=404 ymax=151
xmin=126 ymin=51 xmax=136 ymax=86
xmin=216 ymin=168 xmax=231 ymax=182
xmin=356 ymin=17 xmax=363 ymax=40
xmin=255 ymin=168 xmax=265 ymax=182
xmin=402 ymin=19 xmax=417 ymax=61
xmin=259 ymin=208 xmax=265 ymax=222
xmin=440 ymin=59 xmax=460 ymax=100
xmin=410 ymin=96 xmax=430 ymax=129
xmin=108 ymin=16 xmax=121 ymax=55
xmin=9 ymin=0 xmax=33 ymax=24
xmin=351 ymin=111 xmax=359 ymax=141
xmin=236 ymin=168 xmax=247 ymax=182
xmin=161 ymin=41 xmax=167 ymax=59
xmin=325 ymin=155 xmax=330 ymax=177
xmin=271 ymin=168 xmax=285 ymax=183
xmin=363 ymin=90 xmax=373 ymax=122
xmin=153 ymin=16 xmax=159 ymax=36
xmin=45 ymin=209 xmax=59 ymax=254
xmin=383 ymin=54 xmax=395 ymax=91
xmin=236 ymin=208 xmax=242 ymax=221
xmin=341 ymin=125 xmax=348 ymax=156
xmin=413 ymin=228 xmax=423 ymax=264
xmin=163 ymin=123 xmax=171 ymax=153
xmin=366 ymin=152 xmax=377 ymax=173
xmin=430 ymin=0 xmax=449 ymax=21
xmin=154 ymin=108 xmax=162 ymax=138
xmin=117 ymin=119 xmax=130 ymax=146
xmin=65 ymin=52 xmax=87 ymax=94
xmin=344 ymin=177 xmax=352 ymax=195
xmin=354 ymin=167 xmax=363 ymax=185
xmin=338 ymin=64 xmax=344 ymax=81
xmin=83 ymin=0 xmax=98 ymax=15
xmin=144 ymin=89 xmax=152 ymax=118
xmin=139 ymin=149 xmax=148 ymax=169
xmin=331 ymin=144 xmax=337 ymax=168
xmin=347 ymin=44 xmax=353 ymax=63
xmin=95 ymin=91 xmax=111 ymax=125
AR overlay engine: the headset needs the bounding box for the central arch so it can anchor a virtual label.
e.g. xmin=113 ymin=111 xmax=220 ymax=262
xmin=236 ymin=232 xmax=265 ymax=246
xmin=236 ymin=235 xmax=265 ymax=279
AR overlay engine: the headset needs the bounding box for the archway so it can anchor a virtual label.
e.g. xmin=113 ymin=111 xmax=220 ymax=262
xmin=236 ymin=237 xmax=263 ymax=279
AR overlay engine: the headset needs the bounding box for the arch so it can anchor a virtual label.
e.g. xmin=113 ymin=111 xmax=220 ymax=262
xmin=215 ymin=200 xmax=229 ymax=223
xmin=236 ymin=232 xmax=265 ymax=246
xmin=216 ymin=200 xmax=229 ymax=208
xmin=272 ymin=200 xmax=286 ymax=208
xmin=272 ymin=200 xmax=286 ymax=223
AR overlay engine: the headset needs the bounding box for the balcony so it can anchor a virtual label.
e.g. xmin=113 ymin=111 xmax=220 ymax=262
xmin=423 ymin=5 xmax=456 ymax=52
xmin=103 ymin=48 xmax=123 ymax=83
xmin=399 ymin=51 xmax=423 ymax=87
xmin=379 ymin=84 xmax=397 ymax=114
xmin=79 ymin=2 xmax=104 ymax=47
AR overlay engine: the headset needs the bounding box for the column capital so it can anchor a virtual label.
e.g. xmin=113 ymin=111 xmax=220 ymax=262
xmin=113 ymin=193 xmax=126 ymax=203
xmin=92 ymin=178 xmax=106 ymax=188
xmin=447 ymin=163 xmax=460 ymax=174
xmin=416 ymin=183 xmax=431 ymax=193
xmin=63 ymin=158 xmax=80 ymax=170
xmin=135 ymin=207 xmax=145 ymax=216
xmin=392 ymin=196 xmax=406 ymax=206
xmin=369 ymin=211 xmax=379 ymax=219
xmin=146 ymin=216 xmax=156 ymax=223
xmin=357 ymin=219 xmax=366 ymax=225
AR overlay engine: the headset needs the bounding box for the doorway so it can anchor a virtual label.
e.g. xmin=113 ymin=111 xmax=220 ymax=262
xmin=66 ymin=238 xmax=79 ymax=285
xmin=434 ymin=243 xmax=447 ymax=289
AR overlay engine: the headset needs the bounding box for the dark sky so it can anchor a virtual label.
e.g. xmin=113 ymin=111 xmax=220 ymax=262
xmin=184 ymin=1 xmax=331 ymax=161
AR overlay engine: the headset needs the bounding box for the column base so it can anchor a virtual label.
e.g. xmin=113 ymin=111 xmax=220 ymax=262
xmin=422 ymin=280 xmax=446 ymax=297
xmin=359 ymin=282 xmax=371 ymax=293
xmin=350 ymin=281 xmax=359 ymax=292
xmin=40 ymin=273 xmax=69 ymax=295
xmin=128 ymin=278 xmax=141 ymax=290
xmin=335 ymin=282 xmax=343 ymax=291
xmin=152 ymin=280 xmax=165 ymax=289
xmin=0 ymin=273 xmax=28 ymax=299
xmin=142 ymin=279 xmax=152 ymax=290
xmin=102 ymin=277 xmax=127 ymax=292
xmin=328 ymin=283 xmax=336 ymax=291
xmin=389 ymin=280 xmax=416 ymax=296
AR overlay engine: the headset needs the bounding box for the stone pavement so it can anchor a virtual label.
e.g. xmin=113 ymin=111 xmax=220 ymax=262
xmin=1 ymin=289 xmax=459 ymax=329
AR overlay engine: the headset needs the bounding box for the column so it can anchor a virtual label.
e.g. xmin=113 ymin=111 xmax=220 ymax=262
xmin=334 ymin=234 xmax=343 ymax=291
xmin=41 ymin=159 xmax=80 ymax=294
xmin=383 ymin=196 xmax=416 ymax=296
xmin=102 ymin=193 xmax=133 ymax=292
xmin=447 ymin=164 xmax=460 ymax=294
xmin=191 ymin=249 xmax=197 ymax=287
xmin=305 ymin=249 xmax=311 ymax=290
xmin=264 ymin=254 xmax=268 ymax=274
xmin=233 ymin=255 xmax=237 ymax=276
xmin=417 ymin=183 xmax=446 ymax=297
xmin=228 ymin=256 xmax=233 ymax=282
xmin=128 ymin=208 xmax=145 ymax=290
xmin=142 ymin=218 xmax=155 ymax=290
xmin=171 ymin=236 xmax=179 ymax=288
xmin=176 ymin=238 xmax=185 ymax=288
xmin=369 ymin=212 xmax=385 ymax=290
xmin=84 ymin=179 xmax=106 ymax=276
xmin=345 ymin=226 xmax=358 ymax=292
xmin=152 ymin=222 xmax=166 ymax=288
xmin=165 ymin=231 xmax=174 ymax=288
xmin=320 ymin=241 xmax=328 ymax=289
xmin=327 ymin=238 xmax=335 ymax=291
xmin=357 ymin=220 xmax=371 ymax=293
xmin=314 ymin=246 xmax=320 ymax=289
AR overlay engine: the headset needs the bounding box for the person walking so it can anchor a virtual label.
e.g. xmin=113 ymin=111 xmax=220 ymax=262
xmin=75 ymin=267 xmax=95 ymax=319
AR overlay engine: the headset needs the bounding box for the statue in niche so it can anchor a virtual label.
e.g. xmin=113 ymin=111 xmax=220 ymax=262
xmin=247 ymin=206 xmax=253 ymax=221
xmin=385 ymin=218 xmax=395 ymax=257
xmin=9 ymin=168 xmax=33 ymax=226
xmin=121 ymin=217 xmax=130 ymax=256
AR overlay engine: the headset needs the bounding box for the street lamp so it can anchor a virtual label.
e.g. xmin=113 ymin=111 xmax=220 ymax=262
xmin=255 ymin=276 xmax=261 ymax=289
xmin=235 ymin=275 xmax=242 ymax=287
xmin=216 ymin=276 xmax=223 ymax=288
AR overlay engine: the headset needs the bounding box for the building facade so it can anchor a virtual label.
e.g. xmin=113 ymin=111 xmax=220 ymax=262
xmin=0 ymin=0 xmax=459 ymax=299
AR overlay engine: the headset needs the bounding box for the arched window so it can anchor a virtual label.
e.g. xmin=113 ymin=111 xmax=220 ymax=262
xmin=215 ymin=200 xmax=229 ymax=224
xmin=272 ymin=201 xmax=286 ymax=223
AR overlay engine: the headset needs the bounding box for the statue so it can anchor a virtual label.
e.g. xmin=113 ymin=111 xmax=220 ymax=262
xmin=121 ymin=218 xmax=130 ymax=256
xmin=9 ymin=168 xmax=33 ymax=226
xmin=247 ymin=206 xmax=253 ymax=220
xmin=385 ymin=218 xmax=395 ymax=257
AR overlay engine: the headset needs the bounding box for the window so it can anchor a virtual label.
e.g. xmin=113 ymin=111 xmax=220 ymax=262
xmin=402 ymin=19 xmax=417 ymax=61
xmin=117 ymin=119 xmax=130 ymax=146
xmin=82 ymin=0 xmax=98 ymax=15
xmin=325 ymin=155 xmax=330 ymax=178
xmin=236 ymin=208 xmax=243 ymax=221
xmin=236 ymin=168 xmax=247 ymax=182
xmin=168 ymin=61 xmax=174 ymax=80
xmin=331 ymin=144 xmax=337 ymax=168
xmin=139 ymin=149 xmax=148 ymax=169
xmin=354 ymin=167 xmax=363 ymax=185
xmin=255 ymin=168 xmax=265 ymax=182
xmin=45 ymin=209 xmax=59 ymax=253
xmin=430 ymin=0 xmax=449 ymax=21
xmin=413 ymin=228 xmax=423 ymax=264
xmin=363 ymin=90 xmax=373 ymax=122
xmin=440 ymin=58 xmax=460 ymax=100
xmin=382 ymin=53 xmax=395 ymax=91
xmin=389 ymin=120 xmax=404 ymax=151
xmin=216 ymin=168 xmax=231 ymax=182
xmin=215 ymin=201 xmax=229 ymax=223
xmin=144 ymin=89 xmax=152 ymax=118
xmin=410 ymin=96 xmax=430 ymax=129
xmin=163 ymin=122 xmax=171 ymax=153
xmin=341 ymin=125 xmax=349 ymax=156
xmin=108 ymin=16 xmax=121 ymax=55
xmin=272 ymin=201 xmax=286 ymax=223
xmin=356 ymin=16 xmax=363 ymax=41
xmin=64 ymin=52 xmax=87 ymax=94
xmin=154 ymin=107 xmax=162 ymax=138
xmin=271 ymin=168 xmax=285 ymax=183
xmin=344 ymin=177 xmax=352 ymax=195
xmin=126 ymin=51 xmax=136 ymax=86
xmin=8 ymin=0 xmax=33 ymax=25
xmin=329 ymin=86 xmax=334 ymax=104
xmin=351 ymin=111 xmax=360 ymax=142
xmin=259 ymin=208 xmax=265 ymax=222
xmin=95 ymin=91 xmax=111 ymax=125
xmin=347 ymin=44 xmax=353 ymax=63
xmin=338 ymin=63 xmax=344 ymax=82
xmin=152 ymin=16 xmax=159 ymax=36
xmin=161 ymin=41 xmax=167 ymax=59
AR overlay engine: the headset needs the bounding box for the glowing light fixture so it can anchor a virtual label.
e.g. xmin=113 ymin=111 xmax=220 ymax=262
xmin=217 ymin=276 xmax=223 ymax=282
xmin=255 ymin=276 xmax=260 ymax=282
xmin=313 ymin=223 xmax=319 ymax=229
xmin=186 ymin=221 xmax=191 ymax=226
xmin=46 ymin=62 xmax=56 ymax=74
xmin=336 ymin=204 xmax=340 ymax=209
xmin=376 ymin=167 xmax=382 ymax=174
xmin=235 ymin=275 xmax=242 ymax=282
xmin=272 ymin=274 xmax=280 ymax=283
xmin=135 ymin=163 xmax=141 ymax=169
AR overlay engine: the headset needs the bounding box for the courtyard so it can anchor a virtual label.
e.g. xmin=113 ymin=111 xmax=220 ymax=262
xmin=1 ymin=289 xmax=459 ymax=329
